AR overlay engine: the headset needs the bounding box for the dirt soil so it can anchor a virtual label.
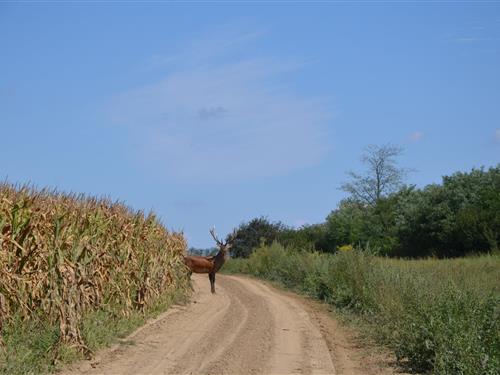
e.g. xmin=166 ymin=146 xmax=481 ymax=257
xmin=62 ymin=274 xmax=406 ymax=375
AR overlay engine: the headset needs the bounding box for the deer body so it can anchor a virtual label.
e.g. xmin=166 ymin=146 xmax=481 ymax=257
xmin=183 ymin=228 xmax=236 ymax=293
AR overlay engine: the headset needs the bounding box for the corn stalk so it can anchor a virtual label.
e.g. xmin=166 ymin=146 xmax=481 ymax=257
xmin=0 ymin=183 xmax=189 ymax=354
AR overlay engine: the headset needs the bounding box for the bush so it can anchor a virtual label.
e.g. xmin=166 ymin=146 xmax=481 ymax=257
xmin=224 ymin=244 xmax=500 ymax=374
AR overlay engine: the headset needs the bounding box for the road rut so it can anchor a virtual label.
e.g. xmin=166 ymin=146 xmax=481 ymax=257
xmin=64 ymin=274 xmax=396 ymax=375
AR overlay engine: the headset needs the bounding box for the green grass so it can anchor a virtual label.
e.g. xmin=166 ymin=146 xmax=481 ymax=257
xmin=0 ymin=316 xmax=61 ymax=375
xmin=0 ymin=289 xmax=188 ymax=374
xmin=223 ymin=244 xmax=500 ymax=375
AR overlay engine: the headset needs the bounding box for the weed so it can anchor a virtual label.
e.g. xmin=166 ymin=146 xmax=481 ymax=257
xmin=224 ymin=243 xmax=500 ymax=374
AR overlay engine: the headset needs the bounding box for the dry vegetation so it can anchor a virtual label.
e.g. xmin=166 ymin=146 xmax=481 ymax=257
xmin=0 ymin=183 xmax=189 ymax=373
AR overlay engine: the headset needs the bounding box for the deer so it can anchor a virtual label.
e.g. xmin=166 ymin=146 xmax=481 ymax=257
xmin=183 ymin=228 xmax=237 ymax=294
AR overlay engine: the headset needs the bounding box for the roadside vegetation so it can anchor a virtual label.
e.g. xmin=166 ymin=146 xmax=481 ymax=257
xmin=224 ymin=244 xmax=499 ymax=374
xmin=223 ymin=147 xmax=499 ymax=375
xmin=0 ymin=184 xmax=190 ymax=374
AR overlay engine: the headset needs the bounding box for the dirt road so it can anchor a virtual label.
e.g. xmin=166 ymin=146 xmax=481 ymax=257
xmin=65 ymin=274 xmax=398 ymax=375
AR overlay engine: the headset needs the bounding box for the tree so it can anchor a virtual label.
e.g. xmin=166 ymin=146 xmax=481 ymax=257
xmin=324 ymin=199 xmax=366 ymax=249
xmin=395 ymin=165 xmax=500 ymax=257
xmin=229 ymin=217 xmax=286 ymax=258
xmin=323 ymin=196 xmax=400 ymax=255
xmin=278 ymin=223 xmax=331 ymax=252
xmin=341 ymin=144 xmax=408 ymax=206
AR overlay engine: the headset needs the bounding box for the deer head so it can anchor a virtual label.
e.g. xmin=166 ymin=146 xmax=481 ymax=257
xmin=209 ymin=227 xmax=237 ymax=253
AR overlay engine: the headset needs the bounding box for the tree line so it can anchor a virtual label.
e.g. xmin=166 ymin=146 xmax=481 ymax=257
xmin=227 ymin=145 xmax=499 ymax=258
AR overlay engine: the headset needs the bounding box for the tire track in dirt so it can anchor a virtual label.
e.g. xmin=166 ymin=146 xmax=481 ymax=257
xmin=63 ymin=274 xmax=402 ymax=375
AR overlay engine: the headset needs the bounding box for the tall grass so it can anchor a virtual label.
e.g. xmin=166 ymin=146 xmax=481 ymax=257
xmin=224 ymin=243 xmax=500 ymax=374
xmin=0 ymin=183 xmax=190 ymax=373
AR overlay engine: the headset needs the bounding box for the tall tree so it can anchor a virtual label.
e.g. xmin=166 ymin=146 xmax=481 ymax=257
xmin=229 ymin=217 xmax=285 ymax=258
xmin=341 ymin=144 xmax=408 ymax=206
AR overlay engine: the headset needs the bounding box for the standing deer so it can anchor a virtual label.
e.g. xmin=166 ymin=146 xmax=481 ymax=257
xmin=183 ymin=228 xmax=237 ymax=293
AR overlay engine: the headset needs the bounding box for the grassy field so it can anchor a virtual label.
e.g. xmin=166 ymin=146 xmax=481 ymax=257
xmin=224 ymin=244 xmax=500 ymax=375
xmin=0 ymin=184 xmax=190 ymax=374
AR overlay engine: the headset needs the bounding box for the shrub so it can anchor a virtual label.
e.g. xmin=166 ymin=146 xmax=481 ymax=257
xmin=224 ymin=245 xmax=500 ymax=374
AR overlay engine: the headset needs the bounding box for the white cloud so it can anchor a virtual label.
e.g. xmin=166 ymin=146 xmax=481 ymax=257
xmin=452 ymin=37 xmax=482 ymax=43
xmin=495 ymin=129 xmax=500 ymax=143
xmin=143 ymin=29 xmax=266 ymax=71
xmin=110 ymin=31 xmax=332 ymax=181
xmin=451 ymin=37 xmax=500 ymax=44
xmin=408 ymin=131 xmax=423 ymax=142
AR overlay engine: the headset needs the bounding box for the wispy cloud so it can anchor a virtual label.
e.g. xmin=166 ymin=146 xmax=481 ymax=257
xmin=110 ymin=29 xmax=332 ymax=181
xmin=452 ymin=37 xmax=483 ymax=43
xmin=143 ymin=29 xmax=266 ymax=71
xmin=495 ymin=129 xmax=500 ymax=143
xmin=408 ymin=131 xmax=423 ymax=143
xmin=452 ymin=37 xmax=499 ymax=44
xmin=448 ymin=24 xmax=500 ymax=44
xmin=197 ymin=106 xmax=227 ymax=121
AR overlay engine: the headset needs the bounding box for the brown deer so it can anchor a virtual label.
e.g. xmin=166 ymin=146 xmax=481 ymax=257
xmin=183 ymin=228 xmax=237 ymax=293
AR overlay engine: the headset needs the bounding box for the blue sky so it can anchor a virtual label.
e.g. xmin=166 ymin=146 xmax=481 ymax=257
xmin=1 ymin=3 xmax=499 ymax=248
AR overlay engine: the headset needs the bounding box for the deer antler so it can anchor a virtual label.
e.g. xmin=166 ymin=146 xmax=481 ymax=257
xmin=226 ymin=228 xmax=238 ymax=244
xmin=209 ymin=227 xmax=224 ymax=247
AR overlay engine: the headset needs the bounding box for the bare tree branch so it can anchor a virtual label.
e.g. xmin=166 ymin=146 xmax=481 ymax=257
xmin=341 ymin=144 xmax=409 ymax=205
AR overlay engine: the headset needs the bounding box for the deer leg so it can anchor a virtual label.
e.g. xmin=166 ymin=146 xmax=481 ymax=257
xmin=209 ymin=272 xmax=215 ymax=294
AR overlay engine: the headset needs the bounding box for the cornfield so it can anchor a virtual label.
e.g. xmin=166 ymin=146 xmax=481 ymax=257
xmin=0 ymin=183 xmax=189 ymax=356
